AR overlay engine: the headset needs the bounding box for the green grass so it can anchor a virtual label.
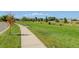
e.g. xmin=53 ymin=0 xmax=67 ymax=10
xmin=18 ymin=21 xmax=79 ymax=48
xmin=0 ymin=24 xmax=21 ymax=48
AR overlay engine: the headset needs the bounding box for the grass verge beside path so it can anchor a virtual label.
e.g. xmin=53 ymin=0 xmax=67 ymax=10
xmin=18 ymin=21 xmax=79 ymax=48
xmin=0 ymin=24 xmax=21 ymax=48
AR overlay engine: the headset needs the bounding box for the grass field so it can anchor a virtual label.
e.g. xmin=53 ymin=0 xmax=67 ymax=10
xmin=0 ymin=24 xmax=21 ymax=48
xmin=18 ymin=21 xmax=79 ymax=48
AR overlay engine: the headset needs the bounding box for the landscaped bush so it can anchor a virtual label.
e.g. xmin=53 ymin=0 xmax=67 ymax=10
xmin=59 ymin=23 xmax=63 ymax=26
xmin=76 ymin=22 xmax=79 ymax=24
xmin=48 ymin=22 xmax=51 ymax=25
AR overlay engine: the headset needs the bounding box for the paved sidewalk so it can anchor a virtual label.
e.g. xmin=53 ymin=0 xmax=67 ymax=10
xmin=17 ymin=24 xmax=46 ymax=48
xmin=0 ymin=22 xmax=9 ymax=34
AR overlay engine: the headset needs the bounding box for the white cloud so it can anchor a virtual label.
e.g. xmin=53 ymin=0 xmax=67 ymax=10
xmin=31 ymin=13 xmax=48 ymax=16
xmin=24 ymin=13 xmax=48 ymax=16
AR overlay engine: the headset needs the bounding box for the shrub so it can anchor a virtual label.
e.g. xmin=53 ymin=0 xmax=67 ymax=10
xmin=55 ymin=19 xmax=60 ymax=22
xmin=48 ymin=22 xmax=51 ymax=25
xmin=59 ymin=24 xmax=63 ymax=26
xmin=76 ymin=22 xmax=79 ymax=24
xmin=52 ymin=23 xmax=56 ymax=25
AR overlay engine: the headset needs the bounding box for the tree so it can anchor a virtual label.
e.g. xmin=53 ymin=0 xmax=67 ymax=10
xmin=37 ymin=18 xmax=40 ymax=22
xmin=55 ymin=18 xmax=59 ymax=22
xmin=21 ymin=17 xmax=29 ymax=21
xmin=6 ymin=15 xmax=15 ymax=34
xmin=21 ymin=17 xmax=26 ymax=21
xmin=45 ymin=16 xmax=48 ymax=22
xmin=71 ymin=19 xmax=78 ymax=21
xmin=35 ymin=17 xmax=38 ymax=21
xmin=60 ymin=18 xmax=63 ymax=20
xmin=64 ymin=17 xmax=68 ymax=23
xmin=6 ymin=15 xmax=15 ymax=25
xmin=40 ymin=18 xmax=43 ymax=21
xmin=15 ymin=18 xmax=20 ymax=21
xmin=1 ymin=15 xmax=8 ymax=21
xmin=31 ymin=18 xmax=35 ymax=22
xmin=48 ymin=17 xmax=56 ymax=21
xmin=0 ymin=17 xmax=2 ymax=21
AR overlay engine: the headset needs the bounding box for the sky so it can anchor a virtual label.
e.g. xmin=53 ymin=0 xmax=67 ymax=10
xmin=0 ymin=11 xmax=79 ymax=19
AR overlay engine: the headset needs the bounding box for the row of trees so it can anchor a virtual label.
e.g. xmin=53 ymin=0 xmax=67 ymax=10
xmin=0 ymin=15 xmax=79 ymax=23
xmin=20 ymin=16 xmax=69 ymax=23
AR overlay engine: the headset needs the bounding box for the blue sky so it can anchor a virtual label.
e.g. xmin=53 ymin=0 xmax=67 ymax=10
xmin=0 ymin=11 xmax=79 ymax=19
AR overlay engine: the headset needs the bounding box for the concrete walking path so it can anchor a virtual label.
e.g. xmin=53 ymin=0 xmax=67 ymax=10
xmin=17 ymin=24 xmax=46 ymax=48
xmin=0 ymin=22 xmax=9 ymax=34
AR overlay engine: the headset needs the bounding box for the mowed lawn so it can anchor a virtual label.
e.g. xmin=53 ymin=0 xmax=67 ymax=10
xmin=18 ymin=21 xmax=79 ymax=48
xmin=0 ymin=24 xmax=21 ymax=48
